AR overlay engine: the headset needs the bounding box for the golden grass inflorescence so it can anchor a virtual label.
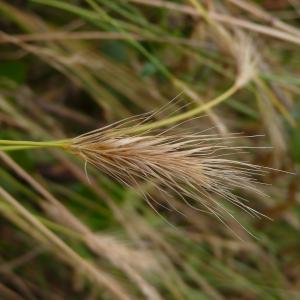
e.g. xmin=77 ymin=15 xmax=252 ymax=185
xmin=70 ymin=117 xmax=268 ymax=231
xmin=0 ymin=110 xmax=269 ymax=233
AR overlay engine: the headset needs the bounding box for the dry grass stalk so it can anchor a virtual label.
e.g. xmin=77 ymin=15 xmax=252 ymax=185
xmin=44 ymin=202 xmax=162 ymax=300
xmin=0 ymin=151 xmax=161 ymax=300
xmin=128 ymin=0 xmax=300 ymax=45
xmin=0 ymin=186 xmax=132 ymax=300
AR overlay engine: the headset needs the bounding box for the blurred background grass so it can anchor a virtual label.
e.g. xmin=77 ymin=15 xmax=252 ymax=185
xmin=0 ymin=0 xmax=300 ymax=299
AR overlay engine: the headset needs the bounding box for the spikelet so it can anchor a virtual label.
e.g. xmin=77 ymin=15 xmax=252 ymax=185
xmin=70 ymin=113 xmax=268 ymax=234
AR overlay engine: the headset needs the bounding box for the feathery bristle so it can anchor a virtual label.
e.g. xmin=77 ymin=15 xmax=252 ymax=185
xmin=70 ymin=116 xmax=268 ymax=234
xmin=232 ymin=31 xmax=258 ymax=88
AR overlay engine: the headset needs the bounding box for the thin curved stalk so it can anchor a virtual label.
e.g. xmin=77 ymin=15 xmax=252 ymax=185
xmin=126 ymin=83 xmax=239 ymax=134
xmin=0 ymin=84 xmax=239 ymax=150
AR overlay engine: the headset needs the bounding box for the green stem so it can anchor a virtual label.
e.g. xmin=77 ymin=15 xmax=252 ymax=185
xmin=0 ymin=139 xmax=71 ymax=152
xmin=0 ymin=84 xmax=238 ymax=152
xmin=124 ymin=83 xmax=239 ymax=134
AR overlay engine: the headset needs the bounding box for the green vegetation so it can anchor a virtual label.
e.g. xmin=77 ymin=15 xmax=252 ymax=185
xmin=0 ymin=0 xmax=299 ymax=299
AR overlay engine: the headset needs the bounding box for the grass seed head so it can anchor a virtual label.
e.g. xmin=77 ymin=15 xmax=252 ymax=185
xmin=70 ymin=115 xmax=267 ymax=233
